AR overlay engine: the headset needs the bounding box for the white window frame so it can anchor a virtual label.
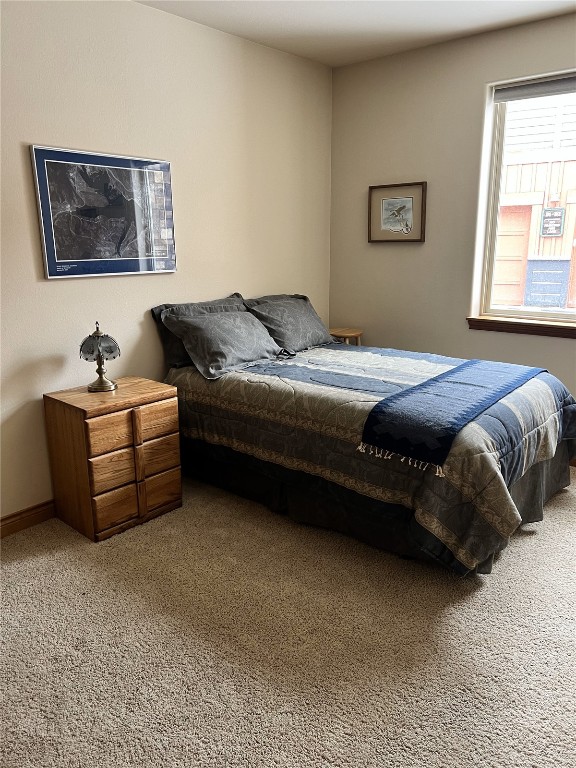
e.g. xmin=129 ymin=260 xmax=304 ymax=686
xmin=471 ymin=71 xmax=576 ymax=337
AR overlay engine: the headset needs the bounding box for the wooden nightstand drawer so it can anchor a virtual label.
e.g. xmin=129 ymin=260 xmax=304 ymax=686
xmin=89 ymin=434 xmax=179 ymax=495
xmin=86 ymin=410 xmax=133 ymax=457
xmin=146 ymin=467 xmax=181 ymax=512
xmin=89 ymin=447 xmax=135 ymax=495
xmin=138 ymin=398 xmax=179 ymax=442
xmin=140 ymin=433 xmax=180 ymax=478
xmin=93 ymin=484 xmax=139 ymax=532
xmin=85 ymin=398 xmax=178 ymax=457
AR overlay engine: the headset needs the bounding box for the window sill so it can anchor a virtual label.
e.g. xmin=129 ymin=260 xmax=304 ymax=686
xmin=467 ymin=316 xmax=576 ymax=339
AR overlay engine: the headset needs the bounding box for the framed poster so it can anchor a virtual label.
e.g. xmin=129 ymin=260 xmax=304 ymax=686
xmin=31 ymin=145 xmax=176 ymax=278
xmin=368 ymin=181 xmax=427 ymax=243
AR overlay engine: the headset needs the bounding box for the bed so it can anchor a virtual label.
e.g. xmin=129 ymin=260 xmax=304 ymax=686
xmin=152 ymin=293 xmax=576 ymax=575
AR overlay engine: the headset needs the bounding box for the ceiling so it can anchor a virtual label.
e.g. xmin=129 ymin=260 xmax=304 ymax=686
xmin=136 ymin=0 xmax=576 ymax=67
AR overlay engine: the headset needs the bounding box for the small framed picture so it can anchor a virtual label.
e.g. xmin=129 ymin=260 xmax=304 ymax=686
xmin=31 ymin=145 xmax=176 ymax=278
xmin=368 ymin=181 xmax=427 ymax=243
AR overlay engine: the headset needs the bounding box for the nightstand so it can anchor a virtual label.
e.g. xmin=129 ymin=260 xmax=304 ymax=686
xmin=44 ymin=376 xmax=182 ymax=541
xmin=330 ymin=327 xmax=363 ymax=345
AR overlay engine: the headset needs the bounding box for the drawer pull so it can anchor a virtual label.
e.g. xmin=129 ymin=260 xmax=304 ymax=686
xmin=132 ymin=406 xmax=143 ymax=445
xmin=136 ymin=480 xmax=148 ymax=517
xmin=134 ymin=443 xmax=146 ymax=483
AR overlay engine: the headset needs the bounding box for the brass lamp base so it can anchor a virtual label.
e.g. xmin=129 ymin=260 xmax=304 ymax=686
xmin=88 ymin=356 xmax=117 ymax=392
xmin=88 ymin=376 xmax=117 ymax=392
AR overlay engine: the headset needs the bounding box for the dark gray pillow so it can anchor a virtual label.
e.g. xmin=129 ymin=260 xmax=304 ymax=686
xmin=244 ymin=293 xmax=308 ymax=308
xmin=161 ymin=311 xmax=282 ymax=379
xmin=245 ymin=295 xmax=332 ymax=353
xmin=151 ymin=293 xmax=244 ymax=368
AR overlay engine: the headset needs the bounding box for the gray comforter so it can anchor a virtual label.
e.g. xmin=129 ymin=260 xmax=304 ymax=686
xmin=167 ymin=345 xmax=576 ymax=573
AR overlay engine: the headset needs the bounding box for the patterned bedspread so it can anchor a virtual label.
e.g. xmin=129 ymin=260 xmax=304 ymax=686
xmin=167 ymin=344 xmax=576 ymax=573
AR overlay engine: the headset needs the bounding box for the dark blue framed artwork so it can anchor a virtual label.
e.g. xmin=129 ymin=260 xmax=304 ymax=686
xmin=31 ymin=146 xmax=176 ymax=278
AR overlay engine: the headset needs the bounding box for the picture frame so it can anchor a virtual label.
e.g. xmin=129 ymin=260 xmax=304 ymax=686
xmin=368 ymin=181 xmax=427 ymax=243
xmin=31 ymin=145 xmax=176 ymax=278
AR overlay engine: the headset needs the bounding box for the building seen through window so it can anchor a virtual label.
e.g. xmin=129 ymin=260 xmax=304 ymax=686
xmin=480 ymin=75 xmax=576 ymax=327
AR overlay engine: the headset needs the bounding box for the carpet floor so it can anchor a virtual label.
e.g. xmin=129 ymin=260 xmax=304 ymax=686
xmin=2 ymin=471 xmax=575 ymax=768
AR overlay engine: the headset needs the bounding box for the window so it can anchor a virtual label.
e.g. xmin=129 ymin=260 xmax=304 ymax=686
xmin=470 ymin=73 xmax=576 ymax=338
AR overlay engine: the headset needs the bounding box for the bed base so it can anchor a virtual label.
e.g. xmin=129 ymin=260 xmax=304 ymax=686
xmin=180 ymin=437 xmax=572 ymax=575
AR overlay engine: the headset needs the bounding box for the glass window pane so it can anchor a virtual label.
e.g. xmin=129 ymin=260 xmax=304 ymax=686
xmin=487 ymin=91 xmax=576 ymax=320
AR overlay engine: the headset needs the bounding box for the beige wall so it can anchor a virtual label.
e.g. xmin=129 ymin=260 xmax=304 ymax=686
xmin=330 ymin=15 xmax=576 ymax=391
xmin=0 ymin=0 xmax=332 ymax=517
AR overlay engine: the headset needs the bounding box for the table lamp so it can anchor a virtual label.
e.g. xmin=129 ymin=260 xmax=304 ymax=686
xmin=79 ymin=322 xmax=121 ymax=392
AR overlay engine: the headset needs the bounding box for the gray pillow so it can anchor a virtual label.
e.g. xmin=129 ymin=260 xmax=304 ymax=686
xmin=245 ymin=295 xmax=332 ymax=353
xmin=152 ymin=293 xmax=244 ymax=368
xmin=244 ymin=293 xmax=308 ymax=308
xmin=161 ymin=311 xmax=282 ymax=379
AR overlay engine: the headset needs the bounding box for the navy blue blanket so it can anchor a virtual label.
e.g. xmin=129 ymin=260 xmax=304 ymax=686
xmin=361 ymin=359 xmax=545 ymax=466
